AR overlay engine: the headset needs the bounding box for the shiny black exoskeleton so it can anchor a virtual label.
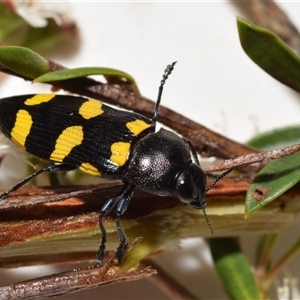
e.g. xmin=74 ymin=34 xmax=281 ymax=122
xmin=124 ymin=128 xmax=206 ymax=202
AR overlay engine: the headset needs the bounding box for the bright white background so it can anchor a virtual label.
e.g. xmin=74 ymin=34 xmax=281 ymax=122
xmin=1 ymin=2 xmax=300 ymax=299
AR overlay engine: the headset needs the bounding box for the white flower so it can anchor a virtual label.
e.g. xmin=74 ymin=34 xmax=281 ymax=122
xmin=12 ymin=0 xmax=72 ymax=28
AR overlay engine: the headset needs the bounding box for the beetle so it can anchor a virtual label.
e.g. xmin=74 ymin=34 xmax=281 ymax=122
xmin=0 ymin=62 xmax=231 ymax=263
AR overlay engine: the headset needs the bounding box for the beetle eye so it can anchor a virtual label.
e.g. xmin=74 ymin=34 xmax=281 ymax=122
xmin=175 ymin=175 xmax=194 ymax=204
xmin=174 ymin=163 xmax=207 ymax=208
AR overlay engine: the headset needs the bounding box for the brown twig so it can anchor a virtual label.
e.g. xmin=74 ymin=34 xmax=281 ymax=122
xmin=204 ymin=143 xmax=300 ymax=173
xmin=0 ymin=248 xmax=156 ymax=300
xmin=1 ymin=175 xmax=300 ymax=268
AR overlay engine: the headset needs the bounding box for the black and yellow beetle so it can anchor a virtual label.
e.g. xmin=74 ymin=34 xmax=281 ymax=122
xmin=0 ymin=62 xmax=231 ymax=263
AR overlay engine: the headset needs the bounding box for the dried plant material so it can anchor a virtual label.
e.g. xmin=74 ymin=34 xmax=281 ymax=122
xmin=0 ymin=182 xmax=120 ymax=210
xmin=0 ymin=250 xmax=156 ymax=300
xmin=204 ymin=143 xmax=300 ymax=173
xmin=1 ymin=175 xmax=300 ymax=268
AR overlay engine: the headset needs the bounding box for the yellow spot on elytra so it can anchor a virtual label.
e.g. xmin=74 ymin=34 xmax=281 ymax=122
xmin=126 ymin=119 xmax=150 ymax=135
xmin=25 ymin=94 xmax=56 ymax=105
xmin=79 ymin=99 xmax=104 ymax=119
xmin=50 ymin=126 xmax=83 ymax=162
xmin=11 ymin=110 xmax=33 ymax=150
xmin=79 ymin=162 xmax=101 ymax=176
xmin=110 ymin=142 xmax=130 ymax=167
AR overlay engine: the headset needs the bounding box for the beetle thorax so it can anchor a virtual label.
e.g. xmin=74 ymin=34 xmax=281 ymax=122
xmin=123 ymin=128 xmax=191 ymax=196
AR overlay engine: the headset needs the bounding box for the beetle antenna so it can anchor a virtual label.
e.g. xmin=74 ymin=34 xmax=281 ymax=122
xmin=206 ymin=168 xmax=233 ymax=192
xmin=202 ymin=168 xmax=233 ymax=234
xmin=203 ymin=168 xmax=233 ymax=234
xmin=152 ymin=61 xmax=177 ymax=125
xmin=202 ymin=207 xmax=213 ymax=234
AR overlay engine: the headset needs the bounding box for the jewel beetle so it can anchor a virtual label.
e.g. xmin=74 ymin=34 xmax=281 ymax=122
xmin=0 ymin=62 xmax=231 ymax=264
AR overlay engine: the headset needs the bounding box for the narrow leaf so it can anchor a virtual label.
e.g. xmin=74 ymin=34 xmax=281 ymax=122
xmin=237 ymin=16 xmax=300 ymax=93
xmin=246 ymin=126 xmax=300 ymax=216
xmin=210 ymin=238 xmax=259 ymax=300
xmin=0 ymin=46 xmax=49 ymax=78
xmin=34 ymin=67 xmax=139 ymax=93
xmin=247 ymin=125 xmax=300 ymax=150
xmin=245 ymin=152 xmax=300 ymax=217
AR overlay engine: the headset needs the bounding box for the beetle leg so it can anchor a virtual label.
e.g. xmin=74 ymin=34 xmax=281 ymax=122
xmin=115 ymin=184 xmax=135 ymax=264
xmin=96 ymin=183 xmax=135 ymax=264
xmin=96 ymin=193 xmax=120 ymax=264
xmin=0 ymin=163 xmax=76 ymax=200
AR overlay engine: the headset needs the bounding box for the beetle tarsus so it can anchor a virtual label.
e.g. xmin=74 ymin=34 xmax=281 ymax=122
xmin=96 ymin=214 xmax=107 ymax=264
xmin=116 ymin=214 xmax=127 ymax=264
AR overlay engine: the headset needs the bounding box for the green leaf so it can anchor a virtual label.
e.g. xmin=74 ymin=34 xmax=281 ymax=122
xmin=246 ymin=126 xmax=300 ymax=216
xmin=209 ymin=238 xmax=259 ymax=300
xmin=245 ymin=151 xmax=300 ymax=217
xmin=0 ymin=46 xmax=50 ymax=78
xmin=34 ymin=67 xmax=139 ymax=93
xmin=237 ymin=16 xmax=300 ymax=93
xmin=247 ymin=125 xmax=300 ymax=150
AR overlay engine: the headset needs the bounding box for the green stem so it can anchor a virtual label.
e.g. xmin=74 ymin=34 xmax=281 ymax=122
xmin=256 ymin=234 xmax=279 ymax=278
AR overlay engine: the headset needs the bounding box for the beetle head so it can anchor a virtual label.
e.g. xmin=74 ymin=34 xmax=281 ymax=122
xmin=174 ymin=162 xmax=213 ymax=233
xmin=174 ymin=163 xmax=207 ymax=209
